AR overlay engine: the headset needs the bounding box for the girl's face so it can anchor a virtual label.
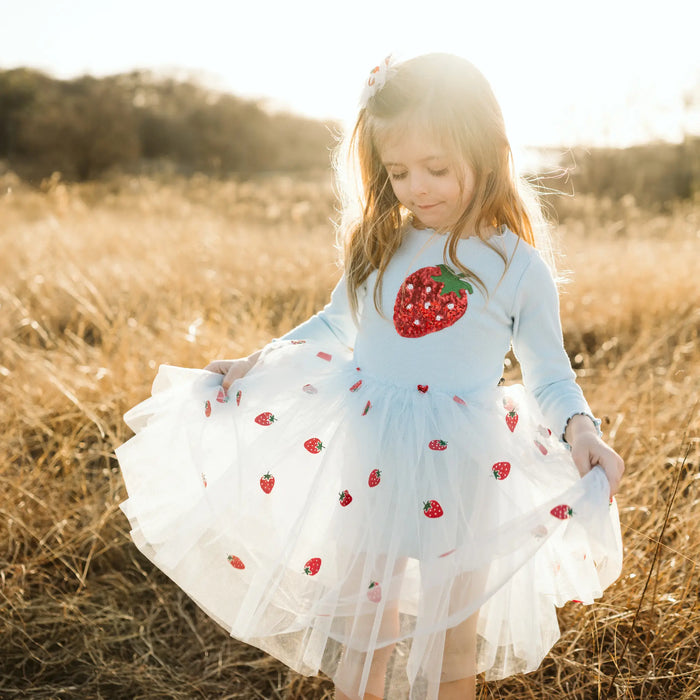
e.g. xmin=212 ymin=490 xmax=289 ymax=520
xmin=378 ymin=126 xmax=475 ymax=232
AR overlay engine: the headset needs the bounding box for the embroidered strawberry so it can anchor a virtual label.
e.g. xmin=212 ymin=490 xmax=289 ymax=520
xmin=368 ymin=468 xmax=381 ymax=487
xmin=227 ymin=555 xmax=245 ymax=569
xmin=505 ymin=409 xmax=519 ymax=432
xmin=303 ymin=557 xmax=322 ymax=576
xmin=502 ymin=396 xmax=516 ymax=412
xmin=438 ymin=548 xmax=456 ymax=558
xmin=317 ymin=351 xmax=332 ymax=361
xmin=417 ymin=384 xmax=429 ymax=393
xmin=216 ymin=386 xmax=229 ymax=403
xmin=201 ymin=473 xmax=207 ymax=488
xmin=393 ymin=264 xmax=474 ymax=338
xmin=260 ymin=472 xmax=275 ymax=493
xmin=290 ymin=339 xmax=306 ymax=345
xmin=304 ymin=437 xmax=324 ymax=454
xmin=537 ymin=424 xmax=552 ymax=438
xmin=423 ymin=499 xmax=444 ymax=518
xmin=492 ymin=461 xmax=511 ymax=480
xmin=302 ymin=383 xmax=318 ymax=394
xmin=338 ymin=489 xmax=353 ymax=507
xmin=534 ymin=439 xmax=548 ymax=455
xmin=204 ymin=400 xmax=212 ymax=417
xmin=349 ymin=380 xmax=363 ymax=392
xmin=235 ymin=390 xmax=242 ymax=406
xmin=255 ymin=412 xmax=277 ymax=426
xmin=453 ymin=395 xmax=466 ymax=406
xmin=550 ymin=504 xmax=573 ymax=520
xmin=362 ymin=400 xmax=372 ymax=416
xmin=428 ymin=439 xmax=448 ymax=451
xmin=367 ymin=581 xmax=382 ymax=602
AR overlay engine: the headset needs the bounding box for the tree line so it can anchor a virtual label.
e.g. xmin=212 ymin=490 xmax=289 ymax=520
xmin=0 ymin=67 xmax=698 ymax=208
xmin=0 ymin=68 xmax=337 ymax=181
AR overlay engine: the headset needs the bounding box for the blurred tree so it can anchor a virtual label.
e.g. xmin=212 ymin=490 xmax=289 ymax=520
xmin=17 ymin=76 xmax=139 ymax=180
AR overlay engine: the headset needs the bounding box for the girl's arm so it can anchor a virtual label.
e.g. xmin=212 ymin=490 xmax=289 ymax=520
xmin=511 ymin=252 xmax=624 ymax=495
xmin=206 ymin=274 xmax=362 ymax=391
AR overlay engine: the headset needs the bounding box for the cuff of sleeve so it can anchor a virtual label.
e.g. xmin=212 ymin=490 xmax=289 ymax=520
xmin=561 ymin=412 xmax=603 ymax=449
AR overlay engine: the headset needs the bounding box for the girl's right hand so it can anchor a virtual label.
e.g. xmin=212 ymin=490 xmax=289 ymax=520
xmin=204 ymin=350 xmax=261 ymax=392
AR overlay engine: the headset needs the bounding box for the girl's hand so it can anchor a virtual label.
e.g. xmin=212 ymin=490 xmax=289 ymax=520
xmin=204 ymin=350 xmax=261 ymax=392
xmin=565 ymin=414 xmax=625 ymax=496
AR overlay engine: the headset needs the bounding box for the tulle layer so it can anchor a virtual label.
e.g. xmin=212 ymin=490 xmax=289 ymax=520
xmin=115 ymin=338 xmax=622 ymax=699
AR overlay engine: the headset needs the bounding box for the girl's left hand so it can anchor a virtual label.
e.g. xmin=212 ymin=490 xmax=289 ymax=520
xmin=565 ymin=415 xmax=625 ymax=496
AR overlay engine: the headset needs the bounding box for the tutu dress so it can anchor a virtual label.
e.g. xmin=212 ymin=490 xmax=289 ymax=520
xmin=115 ymin=226 xmax=622 ymax=699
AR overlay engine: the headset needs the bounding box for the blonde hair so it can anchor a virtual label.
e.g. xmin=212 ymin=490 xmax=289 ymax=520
xmin=334 ymin=53 xmax=553 ymax=317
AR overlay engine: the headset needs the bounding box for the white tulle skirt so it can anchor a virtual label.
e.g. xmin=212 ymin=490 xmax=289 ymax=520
xmin=115 ymin=338 xmax=622 ymax=699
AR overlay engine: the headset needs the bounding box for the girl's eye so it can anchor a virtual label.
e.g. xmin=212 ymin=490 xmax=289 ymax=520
xmin=430 ymin=168 xmax=449 ymax=177
xmin=388 ymin=171 xmax=407 ymax=181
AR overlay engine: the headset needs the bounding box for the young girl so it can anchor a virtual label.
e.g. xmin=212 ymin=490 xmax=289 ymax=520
xmin=115 ymin=53 xmax=624 ymax=700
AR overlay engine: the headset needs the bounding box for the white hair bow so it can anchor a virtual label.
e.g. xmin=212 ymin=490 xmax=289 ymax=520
xmin=359 ymin=55 xmax=396 ymax=109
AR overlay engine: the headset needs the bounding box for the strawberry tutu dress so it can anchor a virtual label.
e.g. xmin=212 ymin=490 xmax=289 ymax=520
xmin=115 ymin=226 xmax=622 ymax=699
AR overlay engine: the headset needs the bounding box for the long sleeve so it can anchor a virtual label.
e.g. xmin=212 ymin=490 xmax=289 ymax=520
xmin=510 ymin=252 xmax=601 ymax=441
xmin=277 ymin=274 xmax=362 ymax=350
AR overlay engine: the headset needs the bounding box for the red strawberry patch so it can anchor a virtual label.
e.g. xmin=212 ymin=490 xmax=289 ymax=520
xmin=290 ymin=340 xmax=306 ymax=345
xmin=304 ymin=437 xmax=324 ymax=454
xmin=338 ymin=489 xmax=353 ymax=507
xmin=201 ymin=473 xmax=207 ymax=488
xmin=393 ymin=264 xmax=473 ymax=338
xmin=423 ymin=499 xmax=444 ymax=518
xmin=505 ymin=410 xmax=519 ymax=432
xmin=349 ymin=380 xmax=363 ymax=392
xmin=260 ymin=472 xmax=275 ymax=493
xmin=367 ymin=581 xmax=382 ymax=602
xmin=362 ymin=400 xmax=372 ymax=416
xmin=550 ymin=504 xmax=573 ymax=520
xmin=316 ymin=351 xmax=332 ymax=362
xmin=204 ymin=400 xmax=212 ymax=417
xmin=303 ymin=557 xmax=322 ymax=576
xmin=235 ymin=390 xmax=242 ymax=406
xmin=216 ymin=386 xmax=229 ymax=403
xmin=417 ymin=384 xmax=429 ymax=393
xmin=453 ymin=395 xmax=466 ymax=406
xmin=492 ymin=461 xmax=511 ymax=480
xmin=368 ymin=468 xmax=381 ymax=487
xmin=227 ymin=555 xmax=245 ymax=569
xmin=428 ymin=439 xmax=448 ymax=451
xmin=255 ymin=412 xmax=277 ymax=426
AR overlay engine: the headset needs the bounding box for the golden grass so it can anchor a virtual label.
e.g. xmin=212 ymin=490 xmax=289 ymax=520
xmin=1 ymin=172 xmax=698 ymax=699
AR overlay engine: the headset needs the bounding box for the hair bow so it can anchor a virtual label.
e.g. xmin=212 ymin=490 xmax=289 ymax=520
xmin=359 ymin=55 xmax=395 ymax=109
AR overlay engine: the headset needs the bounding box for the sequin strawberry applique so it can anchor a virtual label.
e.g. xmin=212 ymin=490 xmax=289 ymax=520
xmin=393 ymin=264 xmax=473 ymax=338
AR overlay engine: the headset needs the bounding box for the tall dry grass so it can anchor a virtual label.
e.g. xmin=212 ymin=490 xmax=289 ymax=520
xmin=0 ymin=172 xmax=698 ymax=699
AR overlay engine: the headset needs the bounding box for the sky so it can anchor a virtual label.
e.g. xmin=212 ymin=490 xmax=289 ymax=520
xmin=1 ymin=0 xmax=699 ymax=153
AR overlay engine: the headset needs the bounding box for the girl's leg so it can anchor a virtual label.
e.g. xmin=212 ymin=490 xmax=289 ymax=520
xmin=438 ymin=611 xmax=478 ymax=700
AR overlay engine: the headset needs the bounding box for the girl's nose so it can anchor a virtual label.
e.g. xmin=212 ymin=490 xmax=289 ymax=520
xmin=409 ymin=173 xmax=428 ymax=196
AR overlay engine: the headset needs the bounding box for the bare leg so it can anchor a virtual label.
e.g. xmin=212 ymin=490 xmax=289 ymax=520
xmin=437 ymin=676 xmax=476 ymax=700
xmin=439 ymin=612 xmax=478 ymax=700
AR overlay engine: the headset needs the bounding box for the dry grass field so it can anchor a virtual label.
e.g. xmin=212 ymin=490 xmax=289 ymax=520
xmin=0 ymin=171 xmax=698 ymax=699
